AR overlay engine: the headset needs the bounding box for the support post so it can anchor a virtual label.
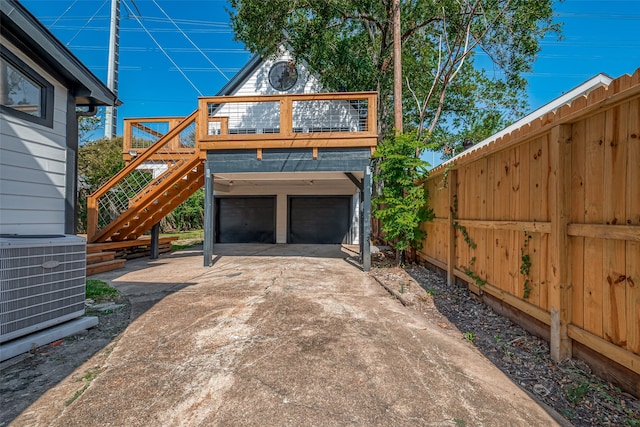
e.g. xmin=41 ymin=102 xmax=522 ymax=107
xmin=359 ymin=189 xmax=364 ymax=261
xmin=203 ymin=163 xmax=214 ymax=267
xmin=549 ymin=124 xmax=573 ymax=361
xmin=447 ymin=169 xmax=458 ymax=286
xmin=363 ymin=165 xmax=372 ymax=272
xmin=150 ymin=222 xmax=160 ymax=260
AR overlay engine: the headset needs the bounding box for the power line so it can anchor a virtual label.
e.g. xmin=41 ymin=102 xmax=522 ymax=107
xmin=121 ymin=0 xmax=204 ymax=96
xmin=151 ymin=0 xmax=229 ymax=81
xmin=65 ymin=0 xmax=110 ymax=46
xmin=49 ymin=0 xmax=79 ymax=28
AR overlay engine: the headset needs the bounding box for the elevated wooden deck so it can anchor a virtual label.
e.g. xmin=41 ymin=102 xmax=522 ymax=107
xmin=87 ymin=92 xmax=378 ymax=245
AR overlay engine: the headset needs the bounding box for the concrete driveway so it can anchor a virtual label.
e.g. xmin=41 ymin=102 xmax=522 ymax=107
xmin=13 ymin=244 xmax=559 ymax=426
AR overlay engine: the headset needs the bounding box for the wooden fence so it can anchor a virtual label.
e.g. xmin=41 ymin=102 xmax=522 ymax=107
xmin=418 ymin=68 xmax=640 ymax=395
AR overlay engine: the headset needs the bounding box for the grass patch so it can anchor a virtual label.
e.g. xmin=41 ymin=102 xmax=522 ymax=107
xmin=162 ymin=230 xmax=204 ymax=250
xmin=162 ymin=230 xmax=204 ymax=240
xmin=86 ymin=279 xmax=119 ymax=302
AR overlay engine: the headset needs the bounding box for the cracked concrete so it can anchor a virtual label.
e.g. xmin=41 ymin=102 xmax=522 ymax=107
xmin=10 ymin=244 xmax=559 ymax=426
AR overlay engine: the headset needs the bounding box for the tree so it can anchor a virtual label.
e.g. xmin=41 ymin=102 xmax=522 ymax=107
xmin=228 ymin=0 xmax=560 ymax=149
xmin=372 ymin=132 xmax=434 ymax=263
xmin=78 ymin=113 xmax=104 ymax=145
xmin=77 ymin=137 xmax=125 ymax=233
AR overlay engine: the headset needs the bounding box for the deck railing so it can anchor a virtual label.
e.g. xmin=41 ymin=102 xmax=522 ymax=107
xmin=123 ymin=116 xmax=196 ymax=162
xmin=197 ymin=92 xmax=378 ymax=150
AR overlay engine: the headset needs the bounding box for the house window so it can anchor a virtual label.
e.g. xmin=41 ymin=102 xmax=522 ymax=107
xmin=0 ymin=47 xmax=54 ymax=127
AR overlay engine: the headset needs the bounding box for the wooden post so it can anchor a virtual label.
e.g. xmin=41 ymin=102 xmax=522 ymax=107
xmin=87 ymin=197 xmax=98 ymax=242
xmin=447 ymin=169 xmax=458 ymax=286
xmin=549 ymin=124 xmax=573 ymax=361
xmin=280 ymin=97 xmax=293 ymax=137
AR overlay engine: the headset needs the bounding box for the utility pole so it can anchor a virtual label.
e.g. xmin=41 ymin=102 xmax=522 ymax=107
xmin=393 ymin=0 xmax=402 ymax=135
xmin=105 ymin=0 xmax=120 ymax=139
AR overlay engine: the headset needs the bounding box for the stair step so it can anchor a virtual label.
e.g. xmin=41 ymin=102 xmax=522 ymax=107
xmin=86 ymin=259 xmax=127 ymax=276
xmin=87 ymin=251 xmax=116 ymax=264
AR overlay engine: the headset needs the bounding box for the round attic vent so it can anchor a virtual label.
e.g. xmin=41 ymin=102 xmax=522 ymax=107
xmin=268 ymin=61 xmax=298 ymax=91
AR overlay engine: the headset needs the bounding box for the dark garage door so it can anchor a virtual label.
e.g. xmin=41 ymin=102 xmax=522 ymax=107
xmin=288 ymin=196 xmax=350 ymax=244
xmin=216 ymin=197 xmax=275 ymax=243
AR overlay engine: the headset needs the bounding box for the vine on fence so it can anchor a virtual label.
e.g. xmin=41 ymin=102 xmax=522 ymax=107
xmin=520 ymin=232 xmax=533 ymax=299
xmin=452 ymin=195 xmax=486 ymax=288
xmin=438 ymin=162 xmax=456 ymax=190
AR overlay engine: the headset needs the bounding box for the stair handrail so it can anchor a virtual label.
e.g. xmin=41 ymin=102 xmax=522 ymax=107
xmin=87 ymin=109 xmax=199 ymax=241
xmin=89 ymin=154 xmax=202 ymax=243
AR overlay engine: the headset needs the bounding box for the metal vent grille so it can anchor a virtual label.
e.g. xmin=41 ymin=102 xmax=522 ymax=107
xmin=0 ymin=235 xmax=86 ymax=343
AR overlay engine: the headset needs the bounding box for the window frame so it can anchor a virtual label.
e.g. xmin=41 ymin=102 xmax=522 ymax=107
xmin=1 ymin=46 xmax=54 ymax=128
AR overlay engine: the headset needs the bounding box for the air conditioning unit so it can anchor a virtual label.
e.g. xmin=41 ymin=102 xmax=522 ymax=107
xmin=0 ymin=234 xmax=86 ymax=343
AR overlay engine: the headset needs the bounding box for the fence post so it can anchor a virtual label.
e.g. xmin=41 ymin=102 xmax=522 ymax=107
xmin=549 ymin=123 xmax=573 ymax=361
xmin=447 ymin=169 xmax=458 ymax=286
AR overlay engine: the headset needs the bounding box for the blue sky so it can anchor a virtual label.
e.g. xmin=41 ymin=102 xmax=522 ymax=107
xmin=19 ymin=0 xmax=640 ymax=157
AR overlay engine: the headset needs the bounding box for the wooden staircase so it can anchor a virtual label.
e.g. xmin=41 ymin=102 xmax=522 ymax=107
xmin=85 ymin=111 xmax=202 ymax=274
xmin=91 ymin=156 xmax=204 ymax=243
xmin=87 ymin=111 xmax=202 ymax=245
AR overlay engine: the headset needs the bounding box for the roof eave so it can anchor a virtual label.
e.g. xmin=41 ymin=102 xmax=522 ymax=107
xmin=1 ymin=0 xmax=119 ymax=107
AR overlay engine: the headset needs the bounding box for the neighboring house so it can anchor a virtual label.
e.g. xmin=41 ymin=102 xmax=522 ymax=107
xmin=0 ymin=0 xmax=118 ymax=360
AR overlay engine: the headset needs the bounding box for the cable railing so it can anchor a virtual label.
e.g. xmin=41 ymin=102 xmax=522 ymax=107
xmin=197 ymin=92 xmax=378 ymax=149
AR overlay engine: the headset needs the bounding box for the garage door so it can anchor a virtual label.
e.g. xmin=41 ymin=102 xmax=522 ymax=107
xmin=216 ymin=197 xmax=275 ymax=243
xmin=288 ymin=196 xmax=350 ymax=244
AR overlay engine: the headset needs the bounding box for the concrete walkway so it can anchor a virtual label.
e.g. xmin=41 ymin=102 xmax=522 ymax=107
xmin=13 ymin=245 xmax=559 ymax=426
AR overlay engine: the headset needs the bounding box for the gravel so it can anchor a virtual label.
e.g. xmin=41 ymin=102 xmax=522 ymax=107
xmin=398 ymin=261 xmax=640 ymax=426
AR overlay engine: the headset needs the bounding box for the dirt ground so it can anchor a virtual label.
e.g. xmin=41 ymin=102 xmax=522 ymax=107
xmin=0 ymin=246 xmax=637 ymax=426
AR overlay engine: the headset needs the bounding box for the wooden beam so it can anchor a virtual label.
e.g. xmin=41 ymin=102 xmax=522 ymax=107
xmin=344 ymin=172 xmax=363 ymax=190
xmin=87 ymin=197 xmax=98 ymax=242
xmin=199 ymin=137 xmax=378 ymax=150
xmin=567 ymin=223 xmax=640 ymax=242
xmin=447 ymin=169 xmax=458 ymax=286
xmin=549 ymin=123 xmax=573 ymax=361
xmin=454 ymin=268 xmax=552 ymax=326
xmin=198 ymin=91 xmax=378 ymax=105
xmin=86 ymin=236 xmax=178 ymax=252
xmin=312 ymin=147 xmax=318 ymax=160
xmin=568 ymin=325 xmax=640 ymax=375
xmin=417 ymin=252 xmax=447 ymax=271
xmin=256 ymin=148 xmax=263 ymax=161
xmin=454 ymin=219 xmax=551 ymax=234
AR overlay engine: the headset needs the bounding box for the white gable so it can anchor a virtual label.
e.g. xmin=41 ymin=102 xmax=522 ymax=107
xmin=230 ymin=50 xmax=322 ymax=96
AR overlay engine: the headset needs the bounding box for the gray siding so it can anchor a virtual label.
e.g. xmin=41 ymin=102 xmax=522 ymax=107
xmin=0 ymin=37 xmax=68 ymax=235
